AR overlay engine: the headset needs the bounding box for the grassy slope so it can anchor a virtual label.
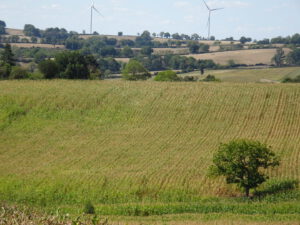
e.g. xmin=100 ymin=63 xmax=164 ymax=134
xmin=0 ymin=80 xmax=300 ymax=221
xmin=182 ymin=67 xmax=300 ymax=83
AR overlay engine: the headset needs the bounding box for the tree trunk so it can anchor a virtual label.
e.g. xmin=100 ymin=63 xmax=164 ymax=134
xmin=245 ymin=187 xmax=250 ymax=197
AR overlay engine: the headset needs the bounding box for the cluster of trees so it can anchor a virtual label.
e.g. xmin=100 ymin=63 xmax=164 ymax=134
xmin=133 ymin=54 xmax=216 ymax=72
xmin=272 ymin=48 xmax=300 ymax=67
xmin=0 ymin=44 xmax=14 ymax=78
xmin=0 ymin=44 xmax=35 ymax=79
xmin=270 ymin=33 xmax=300 ymax=45
xmin=38 ymin=51 xmax=121 ymax=79
xmin=0 ymin=43 xmax=121 ymax=80
xmin=122 ymin=61 xmax=199 ymax=82
xmin=188 ymin=41 xmax=210 ymax=54
xmin=23 ymin=24 xmax=73 ymax=45
xmin=0 ymin=35 xmax=33 ymax=44
xmin=152 ymin=32 xmax=211 ymax=40
xmin=240 ymin=37 xmax=252 ymax=44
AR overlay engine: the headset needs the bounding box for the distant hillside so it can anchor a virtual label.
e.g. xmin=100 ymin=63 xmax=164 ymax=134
xmin=186 ymin=48 xmax=292 ymax=65
xmin=5 ymin=28 xmax=24 ymax=36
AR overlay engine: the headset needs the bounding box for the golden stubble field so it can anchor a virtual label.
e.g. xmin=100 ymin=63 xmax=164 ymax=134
xmin=186 ymin=48 xmax=292 ymax=65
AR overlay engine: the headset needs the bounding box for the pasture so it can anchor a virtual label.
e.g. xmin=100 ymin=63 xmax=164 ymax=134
xmin=0 ymin=80 xmax=300 ymax=224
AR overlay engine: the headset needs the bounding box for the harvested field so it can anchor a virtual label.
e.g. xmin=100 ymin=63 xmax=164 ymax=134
xmin=186 ymin=48 xmax=292 ymax=65
xmin=5 ymin=28 xmax=24 ymax=36
xmin=115 ymin=58 xmax=130 ymax=63
xmin=10 ymin=43 xmax=65 ymax=49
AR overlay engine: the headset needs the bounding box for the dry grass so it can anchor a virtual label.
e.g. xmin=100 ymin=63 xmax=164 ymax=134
xmin=5 ymin=28 xmax=24 ymax=36
xmin=185 ymin=48 xmax=292 ymax=65
xmin=115 ymin=58 xmax=131 ymax=63
xmin=10 ymin=43 xmax=65 ymax=49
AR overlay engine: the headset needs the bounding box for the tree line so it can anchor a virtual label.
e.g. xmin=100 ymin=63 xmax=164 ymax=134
xmin=0 ymin=43 xmax=219 ymax=80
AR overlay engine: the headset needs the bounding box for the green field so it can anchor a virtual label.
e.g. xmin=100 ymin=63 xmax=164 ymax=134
xmin=1 ymin=80 xmax=300 ymax=224
xmin=182 ymin=67 xmax=300 ymax=83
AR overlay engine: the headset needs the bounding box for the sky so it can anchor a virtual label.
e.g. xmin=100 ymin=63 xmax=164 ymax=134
xmin=0 ymin=0 xmax=300 ymax=40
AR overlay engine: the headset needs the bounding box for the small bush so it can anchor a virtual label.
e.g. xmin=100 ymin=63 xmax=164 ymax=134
xmin=182 ymin=76 xmax=198 ymax=82
xmin=282 ymin=75 xmax=300 ymax=83
xmin=154 ymin=70 xmax=180 ymax=82
xmin=0 ymin=63 xmax=12 ymax=79
xmin=84 ymin=201 xmax=95 ymax=214
xmin=9 ymin=67 xmax=29 ymax=79
xmin=202 ymin=75 xmax=221 ymax=82
xmin=28 ymin=72 xmax=44 ymax=80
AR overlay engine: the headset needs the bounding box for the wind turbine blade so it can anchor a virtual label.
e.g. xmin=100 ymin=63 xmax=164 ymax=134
xmin=211 ymin=8 xmax=224 ymax=11
xmin=92 ymin=6 xmax=104 ymax=17
xmin=203 ymin=0 xmax=210 ymax=10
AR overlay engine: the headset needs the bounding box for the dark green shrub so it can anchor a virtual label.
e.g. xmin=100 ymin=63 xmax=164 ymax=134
xmin=28 ymin=72 xmax=44 ymax=80
xmin=84 ymin=200 xmax=95 ymax=214
xmin=154 ymin=70 xmax=180 ymax=82
xmin=38 ymin=60 xmax=60 ymax=79
xmin=182 ymin=76 xmax=198 ymax=82
xmin=9 ymin=67 xmax=29 ymax=79
xmin=203 ymin=75 xmax=221 ymax=82
xmin=0 ymin=63 xmax=11 ymax=79
xmin=282 ymin=75 xmax=300 ymax=83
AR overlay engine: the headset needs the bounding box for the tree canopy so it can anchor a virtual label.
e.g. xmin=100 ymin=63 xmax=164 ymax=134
xmin=154 ymin=70 xmax=180 ymax=82
xmin=0 ymin=44 xmax=15 ymax=66
xmin=122 ymin=59 xmax=151 ymax=80
xmin=272 ymin=48 xmax=285 ymax=67
xmin=0 ymin=20 xmax=6 ymax=35
xmin=209 ymin=139 xmax=280 ymax=197
xmin=24 ymin=24 xmax=41 ymax=37
xmin=286 ymin=48 xmax=300 ymax=65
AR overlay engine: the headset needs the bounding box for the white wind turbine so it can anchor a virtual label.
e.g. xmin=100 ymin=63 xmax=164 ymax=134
xmin=90 ymin=1 xmax=104 ymax=34
xmin=203 ymin=0 xmax=224 ymax=40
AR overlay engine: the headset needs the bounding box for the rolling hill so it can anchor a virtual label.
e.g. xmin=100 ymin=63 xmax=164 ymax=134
xmin=0 ymin=80 xmax=300 ymax=204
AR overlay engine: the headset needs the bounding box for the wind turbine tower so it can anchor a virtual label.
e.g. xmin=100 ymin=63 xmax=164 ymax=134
xmin=203 ymin=0 xmax=224 ymax=40
xmin=90 ymin=1 xmax=103 ymax=34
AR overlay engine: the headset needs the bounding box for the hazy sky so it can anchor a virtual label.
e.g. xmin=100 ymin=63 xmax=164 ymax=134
xmin=1 ymin=0 xmax=299 ymax=40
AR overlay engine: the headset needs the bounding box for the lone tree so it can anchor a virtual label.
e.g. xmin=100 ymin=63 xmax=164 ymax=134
xmin=272 ymin=48 xmax=285 ymax=67
xmin=209 ymin=139 xmax=280 ymax=197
